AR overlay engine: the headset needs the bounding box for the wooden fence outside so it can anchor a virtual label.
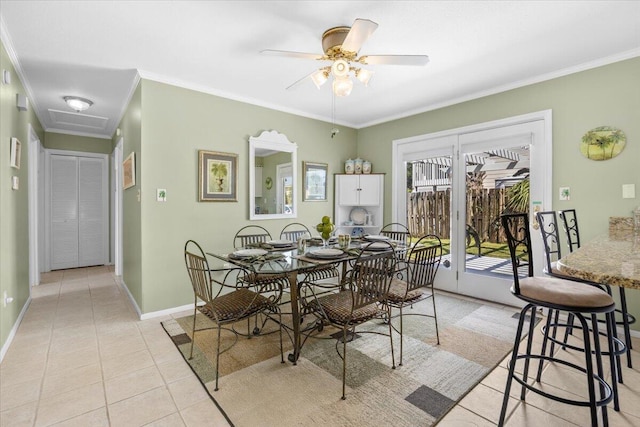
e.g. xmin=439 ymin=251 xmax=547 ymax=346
xmin=407 ymin=188 xmax=510 ymax=243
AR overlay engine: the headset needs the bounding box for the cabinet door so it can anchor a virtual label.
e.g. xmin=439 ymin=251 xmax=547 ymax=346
xmin=338 ymin=175 xmax=360 ymax=205
xmin=358 ymin=175 xmax=381 ymax=206
xmin=50 ymin=155 xmax=79 ymax=270
xmin=78 ymin=157 xmax=105 ymax=267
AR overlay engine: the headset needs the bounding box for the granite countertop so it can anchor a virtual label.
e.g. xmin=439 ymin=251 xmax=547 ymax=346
xmin=557 ymin=231 xmax=640 ymax=290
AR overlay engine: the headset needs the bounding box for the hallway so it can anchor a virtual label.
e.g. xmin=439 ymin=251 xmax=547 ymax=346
xmin=0 ymin=266 xmax=229 ymax=426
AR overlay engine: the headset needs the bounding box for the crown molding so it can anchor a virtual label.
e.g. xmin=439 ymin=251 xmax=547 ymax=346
xmin=359 ymin=48 xmax=640 ymax=129
xmin=137 ymin=69 xmax=354 ymax=128
xmin=0 ymin=16 xmax=46 ymax=128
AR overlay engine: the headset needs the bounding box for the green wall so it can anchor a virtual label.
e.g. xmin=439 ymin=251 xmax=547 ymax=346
xmin=357 ymin=57 xmax=640 ymax=330
xmin=117 ymin=83 xmax=143 ymax=309
xmin=118 ymin=79 xmax=356 ymax=313
xmin=44 ymin=132 xmax=112 ymax=154
xmin=0 ymin=40 xmax=44 ymax=350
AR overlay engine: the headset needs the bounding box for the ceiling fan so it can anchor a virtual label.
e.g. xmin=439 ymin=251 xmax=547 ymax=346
xmin=261 ymin=18 xmax=429 ymax=97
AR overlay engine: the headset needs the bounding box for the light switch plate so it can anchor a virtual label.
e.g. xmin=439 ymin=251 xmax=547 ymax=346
xmin=157 ymin=188 xmax=167 ymax=202
xmin=559 ymin=187 xmax=570 ymax=201
xmin=11 ymin=176 xmax=19 ymax=190
xmin=622 ymin=184 xmax=635 ymax=199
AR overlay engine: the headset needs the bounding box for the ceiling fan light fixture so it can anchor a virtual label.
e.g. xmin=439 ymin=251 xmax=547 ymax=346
xmin=332 ymin=76 xmax=353 ymax=97
xmin=331 ymin=59 xmax=350 ymax=78
xmin=355 ymin=68 xmax=374 ymax=86
xmin=64 ymin=96 xmax=93 ymax=112
xmin=311 ymin=69 xmax=329 ymax=89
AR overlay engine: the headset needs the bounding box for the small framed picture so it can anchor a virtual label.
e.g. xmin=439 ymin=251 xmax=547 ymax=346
xmin=10 ymin=137 xmax=21 ymax=169
xmin=199 ymin=150 xmax=238 ymax=202
xmin=123 ymin=152 xmax=136 ymax=189
xmin=303 ymin=161 xmax=328 ymax=201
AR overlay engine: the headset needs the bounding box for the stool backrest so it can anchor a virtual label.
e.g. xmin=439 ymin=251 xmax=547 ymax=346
xmin=535 ymin=211 xmax=562 ymax=275
xmin=500 ymin=213 xmax=533 ymax=295
xmin=558 ymin=209 xmax=580 ymax=252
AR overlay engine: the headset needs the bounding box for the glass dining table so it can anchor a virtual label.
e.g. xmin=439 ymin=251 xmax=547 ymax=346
xmin=208 ymin=242 xmax=356 ymax=364
xmin=208 ymin=239 xmax=407 ymax=364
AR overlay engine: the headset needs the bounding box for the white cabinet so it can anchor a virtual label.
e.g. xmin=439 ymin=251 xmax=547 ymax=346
xmin=334 ymin=174 xmax=384 ymax=235
xmin=337 ymin=174 xmax=381 ymax=206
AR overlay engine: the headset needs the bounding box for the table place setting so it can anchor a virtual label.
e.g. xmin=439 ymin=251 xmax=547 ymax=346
xmin=245 ymin=240 xmax=297 ymax=251
xmin=227 ymin=248 xmax=286 ymax=262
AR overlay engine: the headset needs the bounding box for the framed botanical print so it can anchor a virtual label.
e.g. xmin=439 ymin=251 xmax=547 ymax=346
xmin=199 ymin=150 xmax=238 ymax=202
xmin=123 ymin=152 xmax=135 ymax=189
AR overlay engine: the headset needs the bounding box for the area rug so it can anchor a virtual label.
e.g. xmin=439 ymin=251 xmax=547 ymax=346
xmin=162 ymin=293 xmax=527 ymax=426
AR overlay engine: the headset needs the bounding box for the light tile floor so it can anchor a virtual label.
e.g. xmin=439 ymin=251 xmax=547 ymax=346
xmin=0 ymin=266 xmax=638 ymax=426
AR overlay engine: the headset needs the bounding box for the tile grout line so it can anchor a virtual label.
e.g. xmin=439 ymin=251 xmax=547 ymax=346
xmin=31 ymin=276 xmax=62 ymax=427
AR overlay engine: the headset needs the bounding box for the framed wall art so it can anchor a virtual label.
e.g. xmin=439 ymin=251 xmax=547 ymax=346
xmin=199 ymin=150 xmax=238 ymax=202
xmin=10 ymin=137 xmax=21 ymax=169
xmin=123 ymin=152 xmax=136 ymax=189
xmin=303 ymin=161 xmax=328 ymax=201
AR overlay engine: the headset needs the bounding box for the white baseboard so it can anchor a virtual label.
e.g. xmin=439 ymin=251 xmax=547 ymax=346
xmin=117 ymin=276 xmax=142 ymax=319
xmin=139 ymin=303 xmax=195 ymax=320
xmin=117 ymin=276 xmax=195 ymax=321
xmin=0 ymin=297 xmax=32 ymax=363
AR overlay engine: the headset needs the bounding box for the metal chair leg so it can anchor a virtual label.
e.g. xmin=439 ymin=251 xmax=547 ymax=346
xmin=619 ymin=288 xmax=633 ymax=368
xmin=498 ymin=303 xmax=531 ymax=426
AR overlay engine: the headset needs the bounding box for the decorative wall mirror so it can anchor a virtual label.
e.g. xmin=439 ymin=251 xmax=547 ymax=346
xmin=249 ymin=130 xmax=297 ymax=220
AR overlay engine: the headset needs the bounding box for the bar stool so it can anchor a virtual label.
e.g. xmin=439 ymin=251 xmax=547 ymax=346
xmin=498 ymin=213 xmax=617 ymax=427
xmin=536 ymin=211 xmax=624 ymax=400
xmin=559 ymin=209 xmax=635 ymax=368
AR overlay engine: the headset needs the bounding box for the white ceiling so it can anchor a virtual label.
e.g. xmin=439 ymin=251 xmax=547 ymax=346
xmin=1 ymin=1 xmax=639 ymax=139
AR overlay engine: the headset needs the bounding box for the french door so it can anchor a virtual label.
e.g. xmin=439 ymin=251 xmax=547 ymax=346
xmin=392 ymin=111 xmax=551 ymax=305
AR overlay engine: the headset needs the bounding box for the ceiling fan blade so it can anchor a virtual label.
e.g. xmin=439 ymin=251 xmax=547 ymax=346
xmin=261 ymin=49 xmax=324 ymax=61
xmin=285 ymin=71 xmax=316 ymax=90
xmin=360 ymin=55 xmax=430 ymax=66
xmin=341 ymin=19 xmax=378 ymax=53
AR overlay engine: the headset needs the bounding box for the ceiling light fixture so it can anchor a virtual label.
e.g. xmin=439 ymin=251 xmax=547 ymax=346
xmin=63 ymin=96 xmax=93 ymax=112
xmin=332 ymin=76 xmax=353 ymax=97
xmin=311 ymin=64 xmax=370 ymax=96
xmin=263 ymin=19 xmax=429 ymax=97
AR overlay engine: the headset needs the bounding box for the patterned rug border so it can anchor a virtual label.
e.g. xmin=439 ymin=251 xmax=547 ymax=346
xmin=160 ymin=321 xmax=236 ymax=427
xmin=161 ymin=294 xmax=533 ymax=426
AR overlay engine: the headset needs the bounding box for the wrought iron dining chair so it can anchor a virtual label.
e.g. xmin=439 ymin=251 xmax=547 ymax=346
xmin=234 ymin=225 xmax=272 ymax=249
xmin=232 ymin=226 xmax=291 ymax=333
xmin=184 ymin=240 xmax=284 ymax=391
xmin=559 ymin=209 xmax=635 ymax=368
xmin=280 ymin=222 xmax=311 ymax=242
xmin=299 ymin=242 xmax=397 ymax=399
xmin=379 ymin=222 xmax=411 ymax=244
xmin=385 ymin=234 xmax=442 ymax=366
xmin=498 ymin=214 xmax=617 ymax=427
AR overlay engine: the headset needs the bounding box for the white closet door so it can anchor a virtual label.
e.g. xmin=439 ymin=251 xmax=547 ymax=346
xmin=78 ymin=157 xmax=105 ymax=267
xmin=48 ymin=151 xmax=108 ymax=270
xmin=50 ymin=155 xmax=79 ymax=270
